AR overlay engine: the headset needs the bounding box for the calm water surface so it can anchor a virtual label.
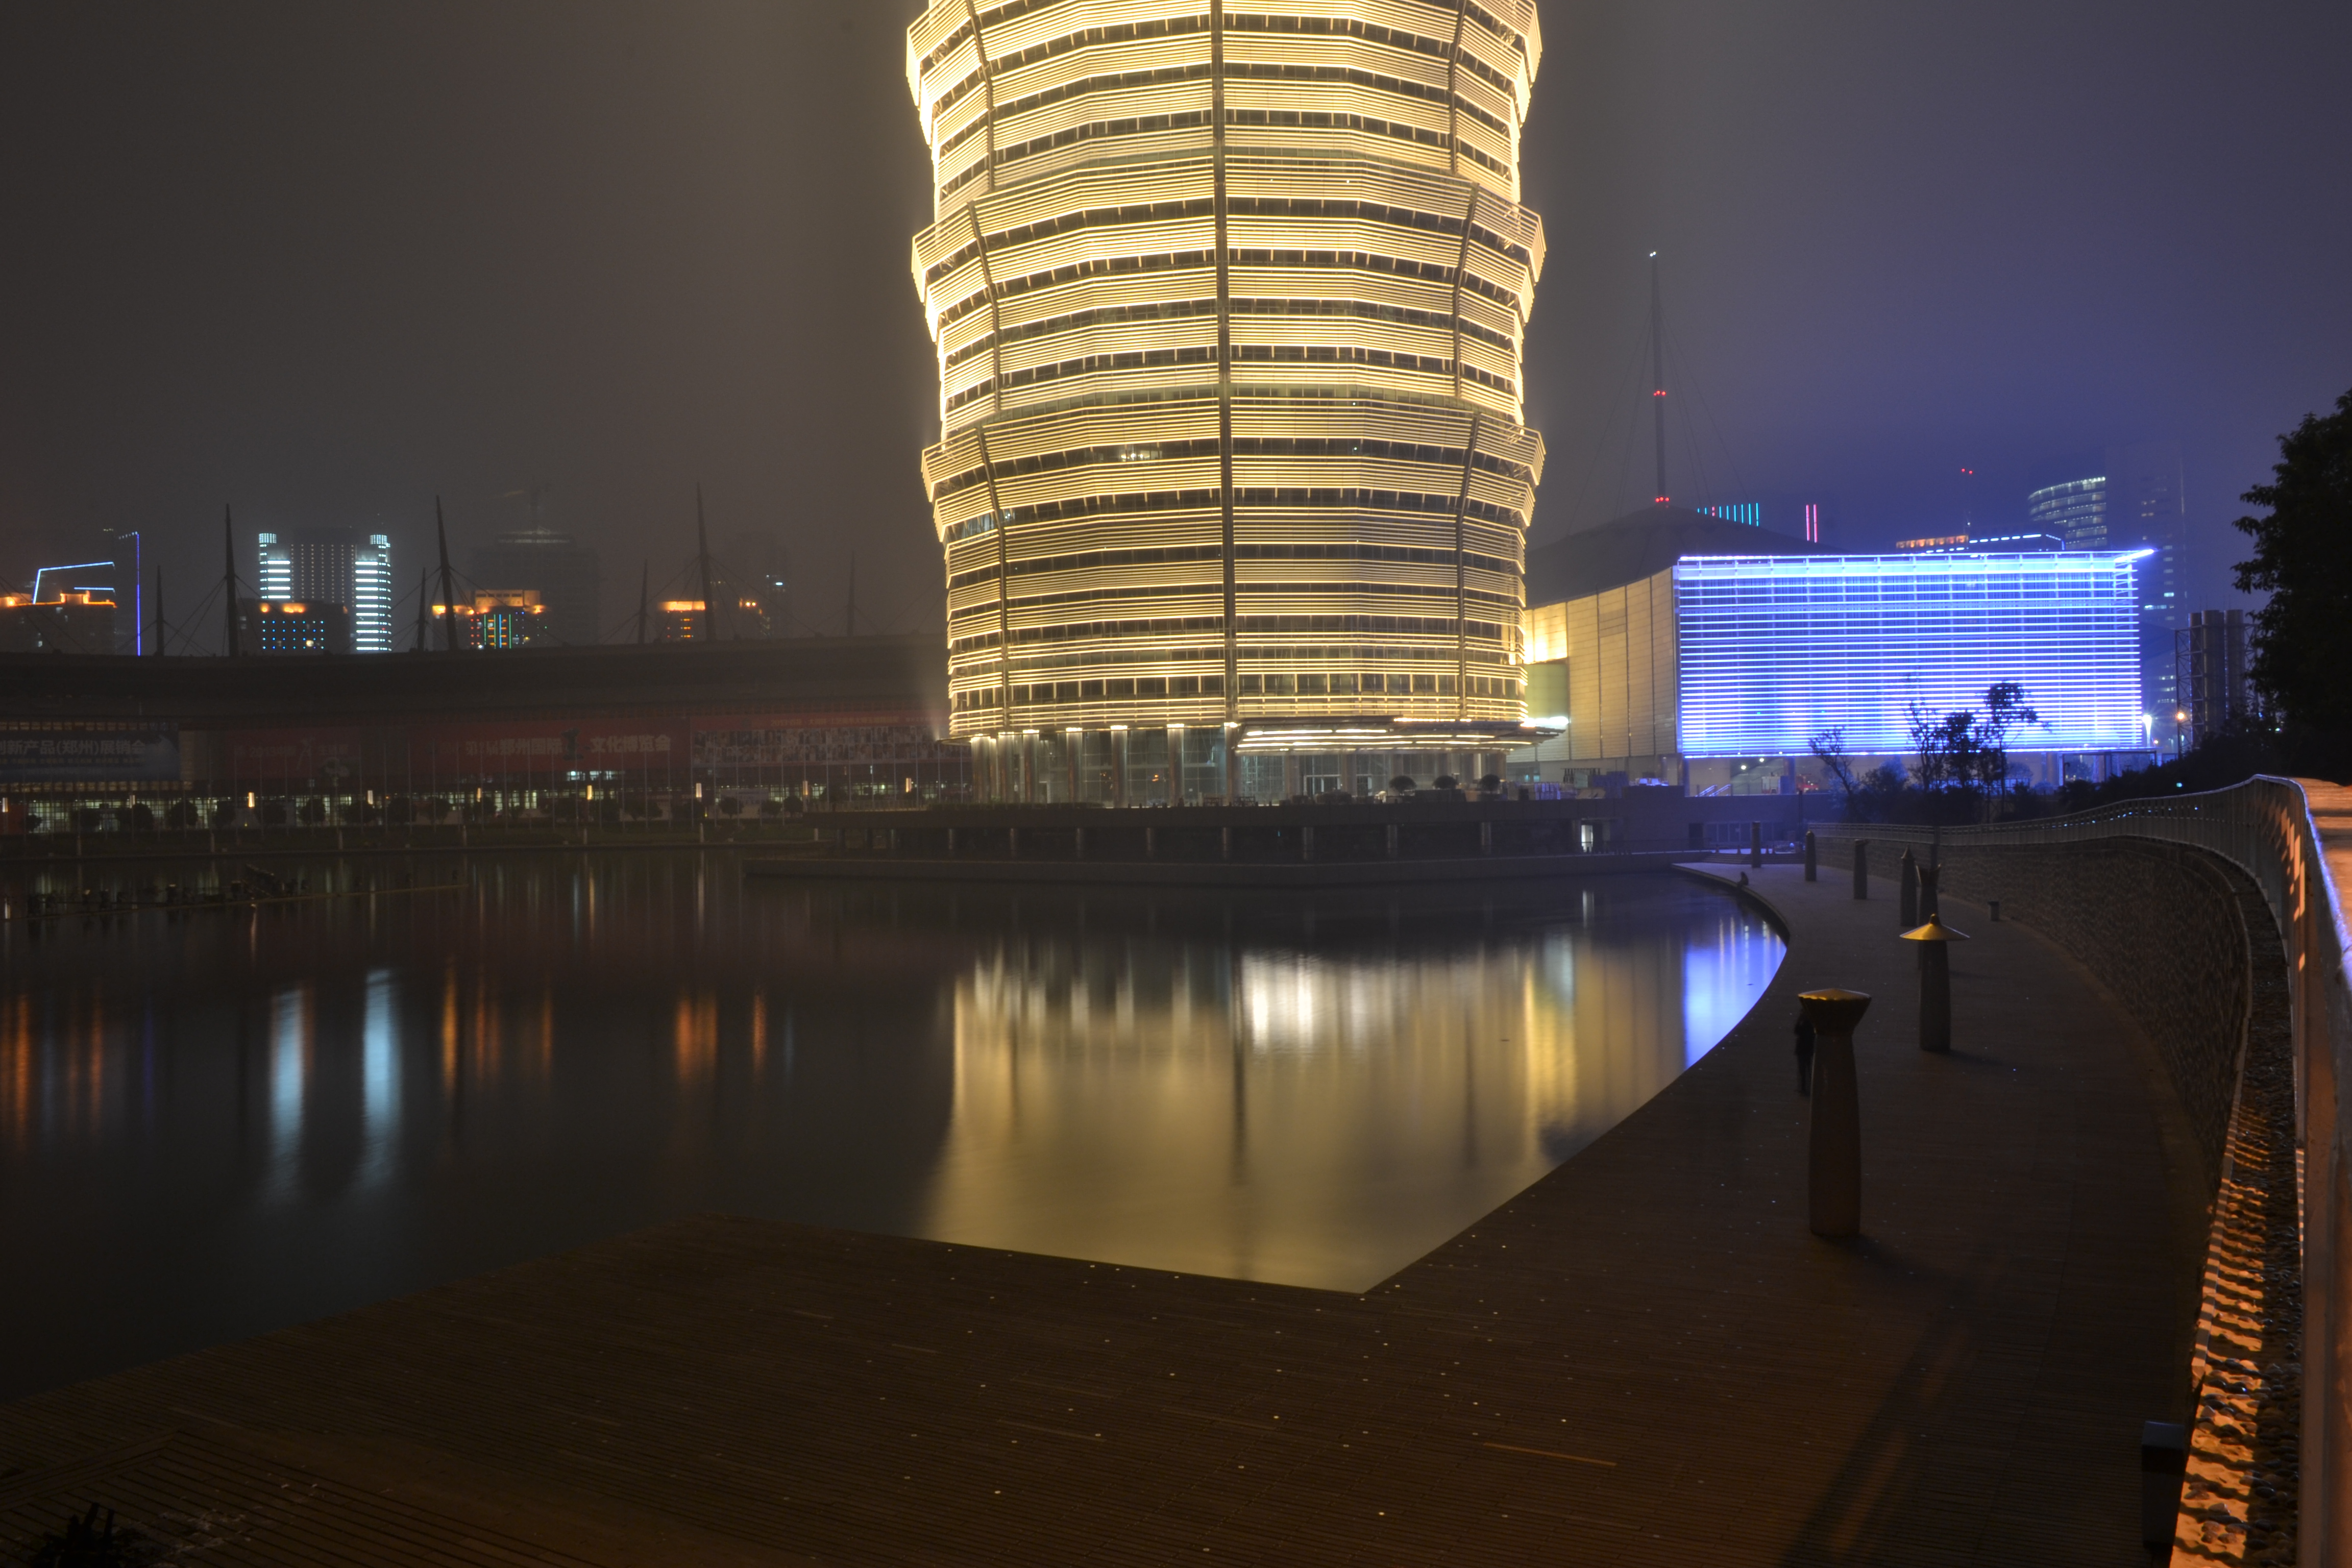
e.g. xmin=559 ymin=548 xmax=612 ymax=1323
xmin=0 ymin=853 xmax=1780 ymax=1399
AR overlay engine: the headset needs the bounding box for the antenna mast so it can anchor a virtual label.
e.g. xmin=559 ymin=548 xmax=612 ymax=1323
xmin=1649 ymin=252 xmax=1669 ymax=507
xmin=434 ymin=498 xmax=461 ymax=651
xmin=222 ymin=504 xmax=241 ymax=656
xmin=695 ymin=483 xmax=720 ymax=642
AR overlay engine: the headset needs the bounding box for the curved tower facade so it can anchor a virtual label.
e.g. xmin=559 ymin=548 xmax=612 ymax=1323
xmin=908 ymin=0 xmax=1547 ymax=801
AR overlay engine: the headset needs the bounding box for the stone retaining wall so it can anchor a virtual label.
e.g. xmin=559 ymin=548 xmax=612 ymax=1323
xmin=1814 ymin=831 xmax=2250 ymax=1186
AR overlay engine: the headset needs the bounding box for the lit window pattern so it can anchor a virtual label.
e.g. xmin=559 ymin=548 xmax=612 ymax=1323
xmin=1673 ymin=553 xmax=2146 ymax=756
xmin=353 ymin=534 xmax=392 ymax=654
xmin=2027 ymin=476 xmax=2108 ymax=550
xmin=907 ymin=0 xmax=1549 ymax=741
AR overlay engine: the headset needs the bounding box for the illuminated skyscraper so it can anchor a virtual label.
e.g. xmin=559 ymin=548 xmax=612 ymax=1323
xmin=907 ymin=1 xmax=1548 ymax=801
xmin=256 ymin=527 xmax=392 ymax=653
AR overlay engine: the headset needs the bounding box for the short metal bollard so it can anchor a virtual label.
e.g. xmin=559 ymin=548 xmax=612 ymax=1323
xmin=1988 ymin=898 xmax=2000 ymax=922
xmin=1918 ymin=861 xmax=1940 ymax=920
xmin=1852 ymin=839 xmax=1869 ymax=900
xmin=1900 ymin=913 xmax=1969 ymax=1053
xmin=1749 ymin=820 xmax=1762 ymax=868
xmin=1804 ymin=830 xmax=1817 ymax=881
xmin=1898 ymin=848 xmax=1918 ymax=927
xmin=1798 ymin=989 xmax=1871 ymax=1238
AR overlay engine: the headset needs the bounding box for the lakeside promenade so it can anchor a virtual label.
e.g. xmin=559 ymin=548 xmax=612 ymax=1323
xmin=0 ymin=862 xmax=2219 ymax=1564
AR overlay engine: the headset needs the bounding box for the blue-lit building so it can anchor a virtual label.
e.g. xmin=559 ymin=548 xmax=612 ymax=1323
xmin=1517 ymin=526 xmax=2149 ymax=791
xmin=1674 ymin=553 xmax=2145 ymax=757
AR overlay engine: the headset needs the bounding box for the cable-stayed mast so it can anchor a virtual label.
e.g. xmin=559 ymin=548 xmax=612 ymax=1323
xmin=1650 ymin=251 xmax=1669 ymax=506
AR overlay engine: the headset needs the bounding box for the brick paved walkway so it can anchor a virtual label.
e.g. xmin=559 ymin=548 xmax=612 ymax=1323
xmin=0 ymin=865 xmax=2211 ymax=1565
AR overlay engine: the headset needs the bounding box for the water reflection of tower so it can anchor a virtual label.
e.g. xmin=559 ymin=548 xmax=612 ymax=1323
xmin=925 ymin=886 xmax=1749 ymax=1289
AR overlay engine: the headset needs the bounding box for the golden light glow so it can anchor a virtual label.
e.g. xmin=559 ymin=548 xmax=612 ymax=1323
xmin=908 ymin=1 xmax=1547 ymax=747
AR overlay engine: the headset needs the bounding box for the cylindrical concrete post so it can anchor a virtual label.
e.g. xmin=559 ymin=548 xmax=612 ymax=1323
xmin=1749 ymin=820 xmax=1762 ymax=867
xmin=1302 ymin=823 xmax=1314 ymax=863
xmin=1853 ymin=839 xmax=1869 ymax=900
xmin=1481 ymin=820 xmax=1493 ymax=856
xmin=1918 ymin=941 xmax=1951 ymax=1052
xmin=1799 ymin=989 xmax=1870 ymax=1239
xmin=1899 ymin=849 xmax=1918 ymax=927
xmin=1074 ymin=826 xmax=1086 ymax=861
xmin=1386 ymin=823 xmax=1399 ymax=860
xmin=946 ymin=827 xmax=957 ymax=858
xmin=1219 ymin=825 xmax=1231 ymax=862
xmin=1144 ymin=826 xmax=1156 ymax=860
xmin=1009 ymin=826 xmax=1021 ymax=861
xmin=1804 ymin=830 xmax=1818 ymax=881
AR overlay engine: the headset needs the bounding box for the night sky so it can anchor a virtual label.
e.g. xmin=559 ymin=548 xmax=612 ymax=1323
xmin=3 ymin=1 xmax=2346 ymax=644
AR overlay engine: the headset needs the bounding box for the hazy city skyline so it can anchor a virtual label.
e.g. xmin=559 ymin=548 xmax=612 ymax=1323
xmin=4 ymin=0 xmax=2346 ymax=638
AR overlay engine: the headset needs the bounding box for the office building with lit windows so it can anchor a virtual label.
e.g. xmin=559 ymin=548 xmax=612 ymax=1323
xmin=431 ymin=590 xmax=553 ymax=651
xmin=908 ymin=0 xmax=1550 ymax=801
xmin=257 ymin=528 xmax=393 ymax=653
xmin=2026 ymin=442 xmax=2188 ymax=736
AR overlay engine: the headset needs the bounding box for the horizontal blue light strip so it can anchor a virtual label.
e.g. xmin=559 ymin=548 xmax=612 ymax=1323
xmin=1673 ymin=552 xmax=2145 ymax=754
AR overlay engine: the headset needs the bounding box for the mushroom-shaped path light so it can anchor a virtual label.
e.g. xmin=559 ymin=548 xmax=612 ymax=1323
xmin=1899 ymin=916 xmax=1970 ymax=1054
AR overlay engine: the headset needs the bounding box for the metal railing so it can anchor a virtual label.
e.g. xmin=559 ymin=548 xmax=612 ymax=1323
xmin=1819 ymin=778 xmax=2349 ymax=1566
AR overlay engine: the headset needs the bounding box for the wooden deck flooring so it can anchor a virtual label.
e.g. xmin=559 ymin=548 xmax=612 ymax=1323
xmin=0 ymin=864 xmax=2212 ymax=1565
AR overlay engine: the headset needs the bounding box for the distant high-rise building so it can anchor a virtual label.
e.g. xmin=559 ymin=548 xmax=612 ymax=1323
xmin=255 ymin=528 xmax=391 ymax=652
xmin=719 ymin=530 xmax=789 ymax=638
xmin=2027 ymin=442 xmax=2188 ymax=739
xmin=432 ymin=589 xmax=552 ymax=650
xmin=659 ymin=600 xmax=708 ymax=642
xmin=2176 ymin=608 xmax=2252 ymax=748
xmin=467 ymin=530 xmax=602 ymax=646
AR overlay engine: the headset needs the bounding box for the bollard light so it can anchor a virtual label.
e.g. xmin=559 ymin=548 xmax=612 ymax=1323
xmin=1804 ymin=829 xmax=1818 ymax=881
xmin=1898 ymin=848 xmax=1918 ymax=928
xmin=1899 ymin=914 xmax=1970 ymax=1053
xmin=1797 ymin=988 xmax=1871 ymax=1238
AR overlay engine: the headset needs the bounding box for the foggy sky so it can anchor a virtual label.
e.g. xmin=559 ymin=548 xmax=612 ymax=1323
xmin=3 ymin=1 xmax=2346 ymax=645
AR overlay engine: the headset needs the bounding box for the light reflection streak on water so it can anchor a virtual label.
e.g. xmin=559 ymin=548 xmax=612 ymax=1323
xmin=360 ymin=968 xmax=398 ymax=1189
xmin=267 ymin=986 xmax=308 ymax=1203
xmin=927 ymin=900 xmax=1770 ymax=1289
xmin=1682 ymin=905 xmax=1782 ymax=1067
